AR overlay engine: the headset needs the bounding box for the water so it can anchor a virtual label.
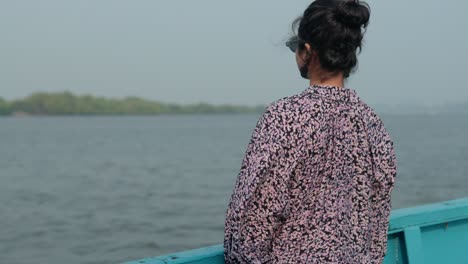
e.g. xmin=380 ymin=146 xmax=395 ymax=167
xmin=0 ymin=113 xmax=467 ymax=264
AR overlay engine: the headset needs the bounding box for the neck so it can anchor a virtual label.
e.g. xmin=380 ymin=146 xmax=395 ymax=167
xmin=310 ymin=77 xmax=344 ymax=88
xmin=308 ymin=69 xmax=345 ymax=88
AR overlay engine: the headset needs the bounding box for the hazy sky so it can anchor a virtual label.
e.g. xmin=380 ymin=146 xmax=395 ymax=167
xmin=1 ymin=0 xmax=467 ymax=107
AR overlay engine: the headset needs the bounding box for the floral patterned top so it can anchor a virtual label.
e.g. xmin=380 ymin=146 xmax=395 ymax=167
xmin=224 ymin=84 xmax=397 ymax=264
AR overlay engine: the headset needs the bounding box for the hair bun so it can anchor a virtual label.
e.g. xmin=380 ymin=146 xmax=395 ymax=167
xmin=333 ymin=0 xmax=370 ymax=29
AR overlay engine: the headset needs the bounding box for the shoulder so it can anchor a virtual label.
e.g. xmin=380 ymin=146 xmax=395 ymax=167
xmin=256 ymin=94 xmax=310 ymax=143
xmin=360 ymin=102 xmax=397 ymax=169
xmin=254 ymin=94 xmax=304 ymax=131
xmin=365 ymin=104 xmax=394 ymax=138
xmin=263 ymin=93 xmax=311 ymax=120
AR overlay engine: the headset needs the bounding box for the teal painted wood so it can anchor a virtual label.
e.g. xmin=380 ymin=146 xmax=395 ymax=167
xmin=123 ymin=197 xmax=468 ymax=264
xmin=122 ymin=244 xmax=224 ymax=264
xmin=403 ymin=226 xmax=424 ymax=264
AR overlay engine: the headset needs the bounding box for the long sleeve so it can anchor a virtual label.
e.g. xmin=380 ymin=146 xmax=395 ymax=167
xmin=367 ymin=116 xmax=398 ymax=264
xmin=225 ymin=102 xmax=301 ymax=264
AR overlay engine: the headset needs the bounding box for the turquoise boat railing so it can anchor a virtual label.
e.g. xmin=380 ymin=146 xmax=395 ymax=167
xmin=123 ymin=197 xmax=468 ymax=264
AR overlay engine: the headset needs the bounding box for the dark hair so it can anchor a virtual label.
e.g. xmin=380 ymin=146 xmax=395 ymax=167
xmin=290 ymin=0 xmax=370 ymax=78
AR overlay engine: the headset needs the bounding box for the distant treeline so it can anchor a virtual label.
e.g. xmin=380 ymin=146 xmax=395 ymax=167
xmin=0 ymin=91 xmax=266 ymax=116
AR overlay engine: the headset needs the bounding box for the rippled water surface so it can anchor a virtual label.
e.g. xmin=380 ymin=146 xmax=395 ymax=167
xmin=1 ymin=114 xmax=467 ymax=264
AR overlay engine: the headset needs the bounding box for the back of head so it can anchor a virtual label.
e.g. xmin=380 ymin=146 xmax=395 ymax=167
xmin=291 ymin=0 xmax=370 ymax=78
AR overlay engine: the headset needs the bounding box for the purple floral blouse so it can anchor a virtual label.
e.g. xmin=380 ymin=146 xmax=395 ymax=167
xmin=224 ymin=84 xmax=398 ymax=263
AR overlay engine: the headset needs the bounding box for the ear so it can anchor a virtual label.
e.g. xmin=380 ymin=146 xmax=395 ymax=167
xmin=303 ymin=43 xmax=313 ymax=61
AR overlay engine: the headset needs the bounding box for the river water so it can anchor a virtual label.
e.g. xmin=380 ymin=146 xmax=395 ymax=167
xmin=1 ymin=113 xmax=467 ymax=263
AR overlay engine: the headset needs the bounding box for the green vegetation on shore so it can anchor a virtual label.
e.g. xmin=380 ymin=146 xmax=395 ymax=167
xmin=0 ymin=91 xmax=266 ymax=116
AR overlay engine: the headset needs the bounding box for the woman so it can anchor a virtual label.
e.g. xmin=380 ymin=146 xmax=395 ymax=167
xmin=224 ymin=0 xmax=397 ymax=263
